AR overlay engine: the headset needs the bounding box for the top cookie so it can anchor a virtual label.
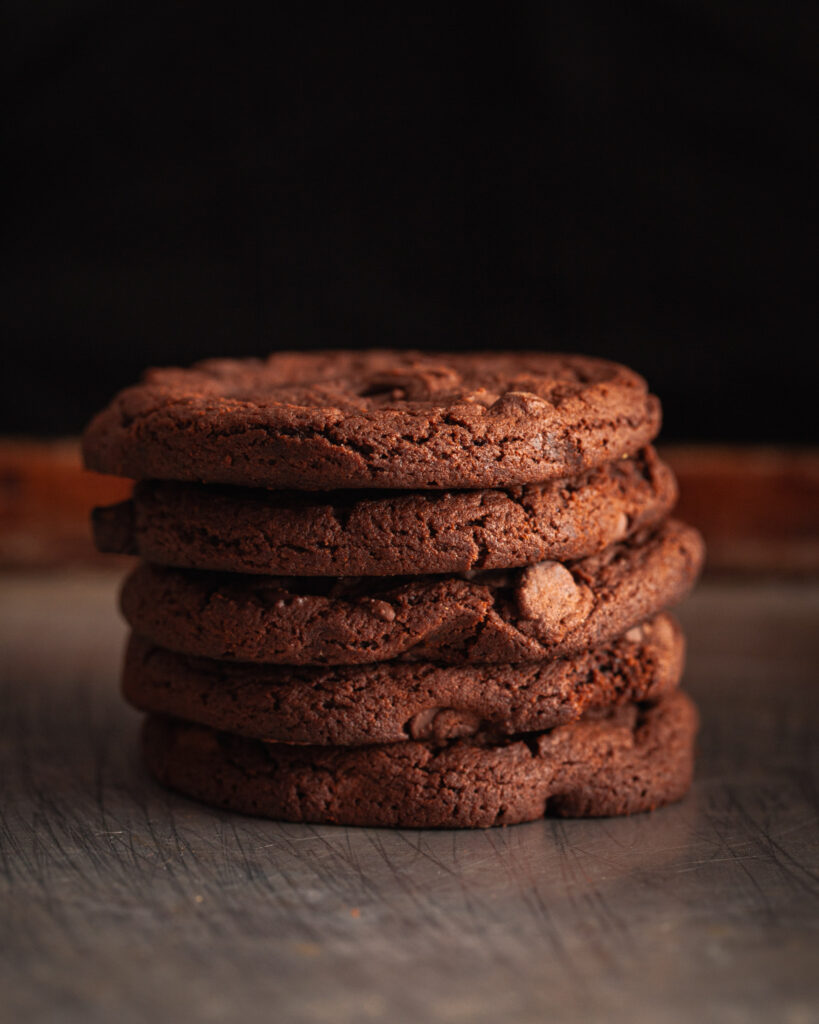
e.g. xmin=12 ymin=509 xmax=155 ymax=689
xmin=82 ymin=351 xmax=661 ymax=489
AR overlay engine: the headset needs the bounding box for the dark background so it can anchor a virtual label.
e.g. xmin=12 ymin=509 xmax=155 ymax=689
xmin=4 ymin=4 xmax=817 ymax=441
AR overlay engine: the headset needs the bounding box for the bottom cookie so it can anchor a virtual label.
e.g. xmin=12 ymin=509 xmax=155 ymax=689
xmin=142 ymin=691 xmax=698 ymax=828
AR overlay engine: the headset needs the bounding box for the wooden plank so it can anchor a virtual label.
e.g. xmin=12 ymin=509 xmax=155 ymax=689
xmin=0 ymin=439 xmax=132 ymax=568
xmin=665 ymin=444 xmax=819 ymax=573
xmin=1 ymin=439 xmax=818 ymax=572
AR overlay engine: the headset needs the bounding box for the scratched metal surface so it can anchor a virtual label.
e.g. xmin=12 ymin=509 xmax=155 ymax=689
xmin=1 ymin=573 xmax=817 ymax=1024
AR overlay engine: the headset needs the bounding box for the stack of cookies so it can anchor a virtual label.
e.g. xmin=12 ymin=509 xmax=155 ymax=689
xmin=83 ymin=351 xmax=704 ymax=828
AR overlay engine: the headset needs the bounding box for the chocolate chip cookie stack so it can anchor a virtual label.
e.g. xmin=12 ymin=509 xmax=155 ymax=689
xmin=84 ymin=352 xmax=704 ymax=828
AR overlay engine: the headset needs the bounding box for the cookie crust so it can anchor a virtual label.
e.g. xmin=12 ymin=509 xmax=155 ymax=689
xmin=123 ymin=613 xmax=684 ymax=745
xmin=96 ymin=448 xmax=677 ymax=576
xmin=120 ymin=519 xmax=704 ymax=665
xmin=141 ymin=691 xmax=698 ymax=828
xmin=82 ymin=351 xmax=661 ymax=490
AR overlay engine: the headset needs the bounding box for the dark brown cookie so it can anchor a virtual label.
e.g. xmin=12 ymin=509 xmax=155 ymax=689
xmin=141 ymin=691 xmax=698 ymax=828
xmin=123 ymin=613 xmax=684 ymax=745
xmin=82 ymin=351 xmax=661 ymax=490
xmin=120 ymin=519 xmax=704 ymax=665
xmin=96 ymin=447 xmax=677 ymax=576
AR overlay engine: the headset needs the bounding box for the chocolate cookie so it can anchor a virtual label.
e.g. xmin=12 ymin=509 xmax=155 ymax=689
xmin=96 ymin=447 xmax=677 ymax=576
xmin=82 ymin=351 xmax=661 ymax=490
xmin=123 ymin=613 xmax=684 ymax=745
xmin=141 ymin=691 xmax=698 ymax=827
xmin=120 ymin=519 xmax=704 ymax=665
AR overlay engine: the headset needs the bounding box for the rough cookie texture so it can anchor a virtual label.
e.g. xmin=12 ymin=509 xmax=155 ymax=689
xmin=82 ymin=351 xmax=661 ymax=490
xmin=120 ymin=519 xmax=704 ymax=665
xmin=141 ymin=691 xmax=698 ymax=828
xmin=123 ymin=613 xmax=684 ymax=745
xmin=95 ymin=448 xmax=677 ymax=575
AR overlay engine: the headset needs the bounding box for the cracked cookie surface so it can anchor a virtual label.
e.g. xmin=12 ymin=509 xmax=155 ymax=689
xmin=120 ymin=519 xmax=704 ymax=665
xmin=96 ymin=447 xmax=676 ymax=575
xmin=82 ymin=351 xmax=661 ymax=489
xmin=142 ymin=691 xmax=698 ymax=827
xmin=124 ymin=613 xmax=684 ymax=745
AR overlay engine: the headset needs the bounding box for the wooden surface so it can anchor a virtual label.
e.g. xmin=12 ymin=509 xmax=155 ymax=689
xmin=667 ymin=445 xmax=819 ymax=574
xmin=1 ymin=572 xmax=818 ymax=1023
xmin=2 ymin=439 xmax=819 ymax=572
xmin=0 ymin=440 xmax=131 ymax=568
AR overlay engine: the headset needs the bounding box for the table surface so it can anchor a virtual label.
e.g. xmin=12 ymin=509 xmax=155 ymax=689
xmin=1 ymin=572 xmax=817 ymax=1024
